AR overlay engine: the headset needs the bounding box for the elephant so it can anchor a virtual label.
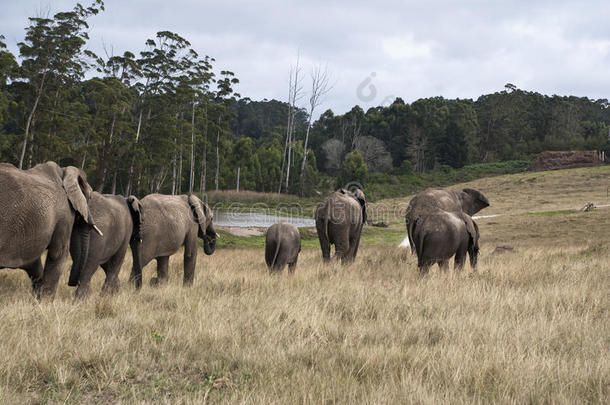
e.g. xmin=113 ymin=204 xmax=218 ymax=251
xmin=412 ymin=210 xmax=479 ymax=274
xmin=406 ymin=187 xmax=489 ymax=253
xmin=129 ymin=193 xmax=216 ymax=288
xmin=0 ymin=161 xmax=99 ymax=299
xmin=265 ymin=222 xmax=301 ymax=273
xmin=315 ymin=188 xmax=367 ymax=264
xmin=68 ymin=192 xmax=143 ymax=297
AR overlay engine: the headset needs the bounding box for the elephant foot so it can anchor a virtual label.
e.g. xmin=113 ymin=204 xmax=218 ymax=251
xmin=74 ymin=285 xmax=91 ymax=300
xmin=129 ymin=274 xmax=142 ymax=290
xmin=31 ymin=278 xmax=43 ymax=295
xmin=101 ymin=283 xmax=119 ymax=295
xmin=149 ymin=277 xmax=168 ymax=287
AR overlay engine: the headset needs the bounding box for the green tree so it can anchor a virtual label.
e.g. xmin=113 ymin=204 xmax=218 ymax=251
xmin=336 ymin=150 xmax=367 ymax=189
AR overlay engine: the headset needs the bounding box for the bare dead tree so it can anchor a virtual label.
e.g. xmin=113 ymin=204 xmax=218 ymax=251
xmin=278 ymin=54 xmax=303 ymax=193
xmin=300 ymin=63 xmax=333 ymax=194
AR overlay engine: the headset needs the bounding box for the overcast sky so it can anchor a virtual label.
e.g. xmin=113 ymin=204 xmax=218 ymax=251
xmin=1 ymin=0 xmax=608 ymax=116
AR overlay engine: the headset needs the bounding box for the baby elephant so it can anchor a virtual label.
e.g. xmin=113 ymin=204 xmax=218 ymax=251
xmin=68 ymin=193 xmax=142 ymax=297
xmin=412 ymin=211 xmax=479 ymax=274
xmin=265 ymin=222 xmax=301 ymax=273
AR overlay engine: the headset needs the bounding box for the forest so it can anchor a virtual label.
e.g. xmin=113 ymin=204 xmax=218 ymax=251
xmin=1 ymin=0 xmax=609 ymax=198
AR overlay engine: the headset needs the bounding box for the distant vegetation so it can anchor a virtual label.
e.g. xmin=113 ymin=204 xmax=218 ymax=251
xmin=0 ymin=0 xmax=608 ymax=200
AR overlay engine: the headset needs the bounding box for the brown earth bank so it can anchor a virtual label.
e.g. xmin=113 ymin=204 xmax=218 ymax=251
xmin=528 ymin=150 xmax=607 ymax=171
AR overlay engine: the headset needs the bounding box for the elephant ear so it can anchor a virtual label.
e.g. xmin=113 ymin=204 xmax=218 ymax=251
xmin=126 ymin=195 xmax=143 ymax=239
xmin=63 ymin=166 xmax=94 ymax=225
xmin=459 ymin=212 xmax=478 ymax=246
xmin=188 ymin=194 xmax=207 ymax=235
xmin=351 ymin=188 xmax=367 ymax=224
xmin=201 ymin=201 xmax=213 ymax=224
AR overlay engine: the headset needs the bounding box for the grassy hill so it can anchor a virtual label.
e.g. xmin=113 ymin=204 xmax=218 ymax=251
xmin=0 ymin=166 xmax=608 ymax=403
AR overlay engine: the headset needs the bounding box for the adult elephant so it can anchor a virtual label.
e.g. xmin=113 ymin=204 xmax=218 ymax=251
xmin=129 ymin=194 xmax=216 ymax=288
xmin=315 ymin=188 xmax=366 ymax=264
xmin=405 ymin=188 xmax=489 ymax=253
xmin=68 ymin=193 xmax=143 ymax=297
xmin=412 ymin=210 xmax=479 ymax=274
xmin=0 ymin=161 xmax=99 ymax=299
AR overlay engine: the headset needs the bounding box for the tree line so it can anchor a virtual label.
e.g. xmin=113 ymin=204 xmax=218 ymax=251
xmin=1 ymin=1 xmax=609 ymax=198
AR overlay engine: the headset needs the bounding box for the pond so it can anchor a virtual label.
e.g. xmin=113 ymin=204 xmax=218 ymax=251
xmin=213 ymin=211 xmax=315 ymax=228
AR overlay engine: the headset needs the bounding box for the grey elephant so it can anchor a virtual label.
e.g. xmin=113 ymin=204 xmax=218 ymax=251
xmin=412 ymin=210 xmax=479 ymax=274
xmin=406 ymin=188 xmax=489 ymax=253
xmin=68 ymin=192 xmax=143 ymax=297
xmin=0 ymin=161 xmax=99 ymax=299
xmin=265 ymin=222 xmax=301 ymax=273
xmin=315 ymin=188 xmax=367 ymax=264
xmin=129 ymin=194 xmax=216 ymax=288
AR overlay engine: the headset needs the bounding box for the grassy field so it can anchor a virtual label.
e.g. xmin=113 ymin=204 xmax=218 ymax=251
xmin=0 ymin=167 xmax=608 ymax=403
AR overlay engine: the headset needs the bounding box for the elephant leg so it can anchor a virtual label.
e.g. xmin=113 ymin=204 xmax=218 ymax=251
xmin=454 ymin=250 xmax=467 ymax=271
xmin=37 ymin=246 xmax=68 ymax=300
xmin=334 ymin=233 xmax=351 ymax=265
xmin=100 ymin=252 xmax=125 ymax=295
xmin=418 ymin=260 xmax=431 ymax=275
xmin=438 ymin=260 xmax=450 ymax=272
xmin=345 ymin=231 xmax=361 ymax=264
xmin=23 ymin=258 xmax=43 ymax=294
xmin=288 ymin=256 xmax=298 ymax=274
xmin=183 ymin=236 xmax=198 ymax=286
xmin=74 ymin=261 xmax=99 ymax=299
xmin=150 ymin=256 xmax=169 ymax=286
xmin=316 ymin=222 xmax=331 ymax=263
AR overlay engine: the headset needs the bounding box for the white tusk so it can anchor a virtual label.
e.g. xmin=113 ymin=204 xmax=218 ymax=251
xmin=216 ymin=232 xmax=220 ymax=239
xmin=92 ymin=224 xmax=104 ymax=236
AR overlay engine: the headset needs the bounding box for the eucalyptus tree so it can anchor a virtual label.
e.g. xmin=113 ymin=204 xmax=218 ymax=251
xmin=213 ymin=70 xmax=240 ymax=191
xmin=125 ymin=31 xmax=195 ymax=195
xmin=16 ymin=0 xmax=104 ymax=169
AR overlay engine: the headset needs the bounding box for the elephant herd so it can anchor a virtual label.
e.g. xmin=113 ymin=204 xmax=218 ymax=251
xmin=0 ymin=160 xmax=489 ymax=301
xmin=268 ymin=186 xmax=489 ymax=275
xmin=0 ymin=161 xmax=216 ymax=300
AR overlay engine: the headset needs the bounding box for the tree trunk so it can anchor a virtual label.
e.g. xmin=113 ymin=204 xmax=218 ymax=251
xmin=111 ymin=170 xmax=117 ymax=195
xmin=189 ymin=97 xmax=195 ymax=193
xmin=200 ymin=106 xmax=208 ymax=193
xmin=125 ymin=108 xmax=144 ymax=196
xmin=19 ymin=62 xmax=49 ymax=169
xmin=236 ymin=166 xmax=240 ymax=192
xmin=215 ymin=116 xmax=221 ymax=191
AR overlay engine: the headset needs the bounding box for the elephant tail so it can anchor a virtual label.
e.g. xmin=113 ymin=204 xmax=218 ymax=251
xmin=271 ymin=226 xmax=282 ymax=268
xmin=413 ymin=217 xmax=425 ymax=260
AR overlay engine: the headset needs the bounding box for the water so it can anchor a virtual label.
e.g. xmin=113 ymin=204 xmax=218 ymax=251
xmin=213 ymin=211 xmax=315 ymax=228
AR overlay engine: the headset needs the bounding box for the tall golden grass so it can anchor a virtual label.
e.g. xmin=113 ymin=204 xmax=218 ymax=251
xmin=0 ymin=234 xmax=608 ymax=403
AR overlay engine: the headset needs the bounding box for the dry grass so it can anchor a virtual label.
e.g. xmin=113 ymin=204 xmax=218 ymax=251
xmin=0 ymin=168 xmax=609 ymax=403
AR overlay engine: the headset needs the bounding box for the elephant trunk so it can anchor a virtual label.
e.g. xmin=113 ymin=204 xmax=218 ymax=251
xmin=203 ymin=225 xmax=217 ymax=255
xmin=68 ymin=223 xmax=90 ymax=287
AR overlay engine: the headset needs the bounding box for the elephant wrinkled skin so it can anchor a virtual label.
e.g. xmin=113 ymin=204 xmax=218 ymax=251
xmin=412 ymin=210 xmax=479 ymax=273
xmin=68 ymin=192 xmax=143 ymax=297
xmin=129 ymin=194 xmax=216 ymax=288
xmin=0 ymin=161 xmax=97 ymax=299
xmin=265 ymin=222 xmax=301 ymax=273
xmin=315 ymin=188 xmax=367 ymax=264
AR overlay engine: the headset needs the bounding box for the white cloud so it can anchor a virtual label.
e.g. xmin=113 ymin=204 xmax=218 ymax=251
xmin=1 ymin=0 xmax=608 ymax=116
